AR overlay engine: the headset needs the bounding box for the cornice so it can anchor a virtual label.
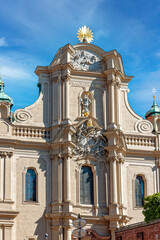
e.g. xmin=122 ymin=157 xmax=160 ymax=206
xmin=70 ymin=69 xmax=106 ymax=78
xmin=0 ymin=138 xmax=49 ymax=151
xmin=0 ymin=210 xmax=19 ymax=219
xmin=104 ymin=68 xmax=133 ymax=83
xmin=35 ymin=66 xmax=49 ymax=76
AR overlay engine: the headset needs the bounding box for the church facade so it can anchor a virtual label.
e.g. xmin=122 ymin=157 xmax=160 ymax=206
xmin=0 ymin=41 xmax=160 ymax=240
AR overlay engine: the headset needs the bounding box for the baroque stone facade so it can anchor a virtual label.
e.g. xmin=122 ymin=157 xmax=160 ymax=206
xmin=0 ymin=42 xmax=160 ymax=240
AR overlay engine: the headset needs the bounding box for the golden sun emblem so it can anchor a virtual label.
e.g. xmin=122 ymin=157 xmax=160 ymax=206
xmin=77 ymin=25 xmax=93 ymax=43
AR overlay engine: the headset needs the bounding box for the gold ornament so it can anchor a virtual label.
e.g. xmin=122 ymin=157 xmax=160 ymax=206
xmin=84 ymin=111 xmax=89 ymax=117
xmin=77 ymin=25 xmax=93 ymax=43
xmin=87 ymin=118 xmax=93 ymax=127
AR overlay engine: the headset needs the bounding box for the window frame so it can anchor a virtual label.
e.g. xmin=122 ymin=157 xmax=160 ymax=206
xmin=80 ymin=165 xmax=94 ymax=205
xmin=23 ymin=167 xmax=39 ymax=205
xmin=133 ymin=174 xmax=146 ymax=209
xmin=76 ymin=162 xmax=97 ymax=207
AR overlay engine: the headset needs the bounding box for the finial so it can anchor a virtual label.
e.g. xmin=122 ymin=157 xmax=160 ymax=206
xmin=0 ymin=75 xmax=4 ymax=92
xmin=152 ymin=88 xmax=156 ymax=103
xmin=77 ymin=25 xmax=93 ymax=43
xmin=152 ymin=88 xmax=156 ymax=99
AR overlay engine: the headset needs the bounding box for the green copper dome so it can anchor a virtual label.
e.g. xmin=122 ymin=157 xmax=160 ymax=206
xmin=0 ymin=80 xmax=13 ymax=107
xmin=145 ymin=97 xmax=160 ymax=119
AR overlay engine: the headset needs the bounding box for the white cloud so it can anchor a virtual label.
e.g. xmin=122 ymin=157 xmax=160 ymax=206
xmin=0 ymin=66 xmax=31 ymax=80
xmin=0 ymin=37 xmax=8 ymax=47
xmin=155 ymin=51 xmax=160 ymax=58
xmin=0 ymin=53 xmax=37 ymax=85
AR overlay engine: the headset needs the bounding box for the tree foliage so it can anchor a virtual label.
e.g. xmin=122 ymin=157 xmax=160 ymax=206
xmin=142 ymin=193 xmax=160 ymax=223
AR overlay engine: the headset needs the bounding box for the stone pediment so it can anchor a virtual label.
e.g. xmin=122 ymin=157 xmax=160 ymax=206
xmin=49 ymin=43 xmax=105 ymax=72
xmin=51 ymin=125 xmax=76 ymax=144
xmin=73 ymin=117 xmax=103 ymax=130
xmin=50 ymin=47 xmax=63 ymax=67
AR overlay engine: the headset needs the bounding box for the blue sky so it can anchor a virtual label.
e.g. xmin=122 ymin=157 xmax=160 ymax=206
xmin=1 ymin=0 xmax=160 ymax=117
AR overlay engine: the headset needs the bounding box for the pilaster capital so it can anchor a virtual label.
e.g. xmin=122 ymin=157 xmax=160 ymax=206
xmin=0 ymin=151 xmax=13 ymax=157
xmin=51 ymin=153 xmax=72 ymax=160
xmin=115 ymin=77 xmax=121 ymax=87
xmin=61 ymin=74 xmax=71 ymax=82
xmin=108 ymin=156 xmax=118 ymax=162
xmin=119 ymin=157 xmax=125 ymax=163
xmin=157 ymin=159 xmax=160 ymax=168
xmin=107 ymin=79 xmax=116 ymax=86
xmin=51 ymin=225 xmax=62 ymax=230
xmin=52 ymin=75 xmax=61 ymax=83
xmin=117 ymin=153 xmax=125 ymax=163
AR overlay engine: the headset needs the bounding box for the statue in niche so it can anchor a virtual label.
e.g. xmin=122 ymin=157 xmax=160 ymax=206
xmin=81 ymin=91 xmax=92 ymax=117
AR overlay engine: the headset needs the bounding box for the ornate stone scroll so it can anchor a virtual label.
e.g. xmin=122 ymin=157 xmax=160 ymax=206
xmin=14 ymin=109 xmax=32 ymax=124
xmin=135 ymin=120 xmax=153 ymax=134
xmin=71 ymin=50 xmax=102 ymax=72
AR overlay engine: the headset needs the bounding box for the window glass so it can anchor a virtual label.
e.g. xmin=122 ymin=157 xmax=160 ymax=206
xmin=25 ymin=169 xmax=36 ymax=201
xmin=135 ymin=176 xmax=144 ymax=207
xmin=80 ymin=166 xmax=93 ymax=204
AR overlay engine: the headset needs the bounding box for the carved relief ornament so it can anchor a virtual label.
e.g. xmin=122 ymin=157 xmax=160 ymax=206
xmin=71 ymin=50 xmax=102 ymax=72
xmin=72 ymin=118 xmax=107 ymax=158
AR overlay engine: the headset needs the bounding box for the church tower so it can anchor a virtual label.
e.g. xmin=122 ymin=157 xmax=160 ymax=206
xmin=0 ymin=27 xmax=159 ymax=240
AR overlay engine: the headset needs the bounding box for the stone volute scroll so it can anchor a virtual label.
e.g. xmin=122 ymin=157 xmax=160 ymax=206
xmin=135 ymin=119 xmax=153 ymax=134
xmin=13 ymin=109 xmax=33 ymax=124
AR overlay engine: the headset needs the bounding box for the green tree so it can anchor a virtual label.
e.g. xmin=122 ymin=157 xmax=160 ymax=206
xmin=142 ymin=193 xmax=160 ymax=223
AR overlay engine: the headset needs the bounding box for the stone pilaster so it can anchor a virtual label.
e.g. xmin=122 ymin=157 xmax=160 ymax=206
xmin=64 ymin=157 xmax=70 ymax=202
xmin=51 ymin=155 xmax=63 ymax=212
xmin=58 ymin=76 xmax=62 ymax=123
xmin=62 ymin=156 xmax=72 ymax=212
xmin=110 ymin=156 xmax=117 ymax=205
xmin=0 ymin=156 xmax=4 ymax=201
xmin=0 ymin=227 xmax=2 ymax=240
xmin=58 ymin=157 xmax=63 ymax=203
xmin=62 ymin=75 xmax=70 ymax=122
xmin=64 ymin=227 xmax=72 ymax=240
xmin=52 ymin=156 xmax=58 ymax=203
xmin=107 ymin=74 xmax=116 ymax=129
xmin=4 ymin=226 xmax=12 ymax=240
xmin=4 ymin=153 xmax=12 ymax=201
xmin=116 ymin=77 xmax=121 ymax=128
xmin=51 ymin=226 xmax=63 ymax=240
xmin=118 ymin=154 xmax=125 ymax=215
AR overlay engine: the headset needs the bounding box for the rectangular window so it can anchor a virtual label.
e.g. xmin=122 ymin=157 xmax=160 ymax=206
xmin=137 ymin=232 xmax=143 ymax=240
xmin=116 ymin=237 xmax=122 ymax=240
xmin=25 ymin=168 xmax=37 ymax=201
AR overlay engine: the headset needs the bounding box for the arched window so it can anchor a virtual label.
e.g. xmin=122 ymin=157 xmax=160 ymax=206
xmin=135 ymin=175 xmax=144 ymax=207
xmin=25 ymin=168 xmax=36 ymax=201
xmin=80 ymin=166 xmax=94 ymax=204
